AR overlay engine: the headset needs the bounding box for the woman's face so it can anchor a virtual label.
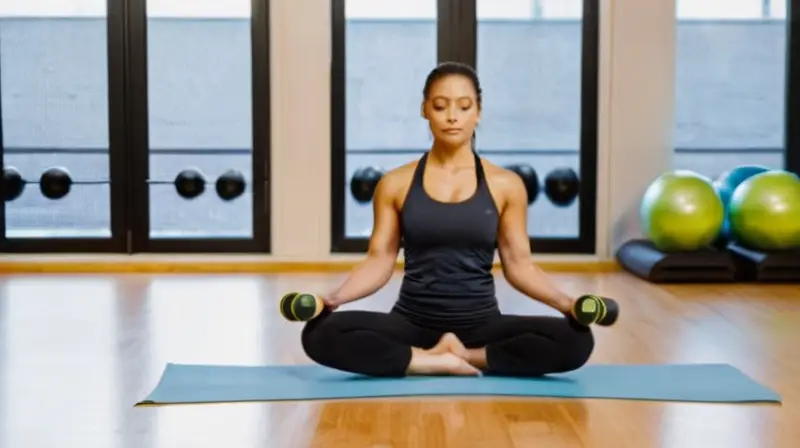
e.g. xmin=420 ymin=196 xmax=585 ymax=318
xmin=422 ymin=74 xmax=481 ymax=149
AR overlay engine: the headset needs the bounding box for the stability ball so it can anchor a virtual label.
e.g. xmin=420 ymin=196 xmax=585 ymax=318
xmin=728 ymin=170 xmax=800 ymax=250
xmin=711 ymin=179 xmax=731 ymax=245
xmin=714 ymin=165 xmax=770 ymax=242
xmin=640 ymin=170 xmax=725 ymax=251
xmin=716 ymin=165 xmax=770 ymax=206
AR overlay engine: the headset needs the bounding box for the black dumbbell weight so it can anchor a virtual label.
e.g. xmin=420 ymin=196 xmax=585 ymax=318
xmin=572 ymin=294 xmax=619 ymax=326
xmin=279 ymin=292 xmax=327 ymax=322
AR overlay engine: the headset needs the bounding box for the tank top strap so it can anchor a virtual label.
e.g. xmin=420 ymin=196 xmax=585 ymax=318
xmin=409 ymin=152 xmax=428 ymax=193
xmin=412 ymin=152 xmax=429 ymax=187
xmin=473 ymin=151 xmax=488 ymax=187
xmin=402 ymin=152 xmax=429 ymax=206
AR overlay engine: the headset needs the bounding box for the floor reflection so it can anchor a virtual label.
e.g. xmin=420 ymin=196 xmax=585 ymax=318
xmin=0 ymin=273 xmax=794 ymax=448
xmin=1 ymin=277 xmax=120 ymax=448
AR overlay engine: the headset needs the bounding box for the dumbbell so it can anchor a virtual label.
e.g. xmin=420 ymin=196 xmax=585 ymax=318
xmin=279 ymin=292 xmax=327 ymax=322
xmin=571 ymin=294 xmax=619 ymax=326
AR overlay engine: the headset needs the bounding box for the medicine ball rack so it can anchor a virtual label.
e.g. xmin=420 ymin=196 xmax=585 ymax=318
xmin=2 ymin=166 xmax=247 ymax=202
xmin=348 ymin=164 xmax=582 ymax=208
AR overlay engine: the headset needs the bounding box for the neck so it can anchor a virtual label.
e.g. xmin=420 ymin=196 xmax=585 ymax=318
xmin=428 ymin=141 xmax=474 ymax=167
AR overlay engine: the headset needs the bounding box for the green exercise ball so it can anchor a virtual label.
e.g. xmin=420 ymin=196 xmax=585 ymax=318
xmin=713 ymin=165 xmax=770 ymax=243
xmin=728 ymin=170 xmax=800 ymax=250
xmin=640 ymin=170 xmax=725 ymax=251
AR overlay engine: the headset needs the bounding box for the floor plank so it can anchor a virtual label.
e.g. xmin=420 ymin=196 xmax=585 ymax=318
xmin=0 ymin=272 xmax=795 ymax=447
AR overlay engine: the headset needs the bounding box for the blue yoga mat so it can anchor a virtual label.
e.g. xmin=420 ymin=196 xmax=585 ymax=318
xmin=137 ymin=363 xmax=781 ymax=405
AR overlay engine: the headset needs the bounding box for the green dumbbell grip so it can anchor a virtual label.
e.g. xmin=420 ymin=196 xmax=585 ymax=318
xmin=573 ymin=294 xmax=619 ymax=326
xmin=279 ymin=292 xmax=326 ymax=322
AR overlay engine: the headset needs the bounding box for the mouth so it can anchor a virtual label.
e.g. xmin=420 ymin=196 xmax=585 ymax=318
xmin=443 ymin=128 xmax=462 ymax=134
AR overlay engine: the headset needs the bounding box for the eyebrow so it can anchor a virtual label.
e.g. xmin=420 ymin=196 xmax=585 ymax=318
xmin=431 ymin=96 xmax=474 ymax=101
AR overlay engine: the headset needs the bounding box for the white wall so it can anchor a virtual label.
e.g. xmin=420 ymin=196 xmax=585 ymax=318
xmin=269 ymin=0 xmax=676 ymax=261
xmin=602 ymin=0 xmax=676 ymax=258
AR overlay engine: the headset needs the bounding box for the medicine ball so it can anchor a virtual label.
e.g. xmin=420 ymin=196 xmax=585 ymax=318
xmin=350 ymin=166 xmax=385 ymax=204
xmin=544 ymin=168 xmax=580 ymax=207
xmin=40 ymin=167 xmax=73 ymax=200
xmin=174 ymin=168 xmax=206 ymax=199
xmin=3 ymin=166 xmax=25 ymax=202
xmin=216 ymin=169 xmax=246 ymax=201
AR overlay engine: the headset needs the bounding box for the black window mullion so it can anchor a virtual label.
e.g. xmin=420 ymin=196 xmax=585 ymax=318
xmin=438 ymin=0 xmax=476 ymax=65
xmin=107 ymin=0 xmax=130 ymax=252
xmin=785 ymin=0 xmax=800 ymax=174
xmin=330 ymin=0 xmax=350 ymax=252
xmin=0 ymin=31 xmax=6 ymax=243
xmin=125 ymin=0 xmax=151 ymax=253
xmin=250 ymin=0 xmax=272 ymax=253
xmin=575 ymin=0 xmax=600 ymax=254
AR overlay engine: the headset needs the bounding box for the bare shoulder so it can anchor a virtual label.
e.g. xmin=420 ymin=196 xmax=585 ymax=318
xmin=481 ymin=158 xmax=526 ymax=195
xmin=381 ymin=160 xmax=417 ymax=190
xmin=375 ymin=160 xmax=419 ymax=206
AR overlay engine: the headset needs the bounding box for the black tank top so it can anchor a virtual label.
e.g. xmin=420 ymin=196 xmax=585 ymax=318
xmin=393 ymin=151 xmax=501 ymax=330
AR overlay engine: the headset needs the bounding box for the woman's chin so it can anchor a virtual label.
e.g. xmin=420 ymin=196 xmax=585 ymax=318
xmin=433 ymin=135 xmax=470 ymax=148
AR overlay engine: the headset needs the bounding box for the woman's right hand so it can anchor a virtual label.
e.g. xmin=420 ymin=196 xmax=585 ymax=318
xmin=320 ymin=294 xmax=340 ymax=311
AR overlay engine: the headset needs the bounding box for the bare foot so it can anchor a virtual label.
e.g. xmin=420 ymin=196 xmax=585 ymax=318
xmin=407 ymin=352 xmax=482 ymax=376
xmin=427 ymin=333 xmax=469 ymax=358
xmin=439 ymin=352 xmax=483 ymax=376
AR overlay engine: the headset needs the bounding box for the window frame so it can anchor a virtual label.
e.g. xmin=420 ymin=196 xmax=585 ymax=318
xmin=125 ymin=0 xmax=272 ymax=253
xmin=0 ymin=0 xmax=272 ymax=254
xmin=0 ymin=0 xmax=128 ymax=253
xmin=673 ymin=3 xmax=800 ymax=177
xmin=785 ymin=0 xmax=800 ymax=173
xmin=329 ymin=0 xmax=600 ymax=254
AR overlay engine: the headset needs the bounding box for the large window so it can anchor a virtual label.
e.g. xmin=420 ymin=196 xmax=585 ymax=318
xmin=331 ymin=0 xmax=438 ymax=248
xmin=331 ymin=0 xmax=600 ymax=253
xmin=0 ymin=0 xmax=271 ymax=253
xmin=0 ymin=0 xmax=124 ymax=251
xmin=673 ymin=0 xmax=800 ymax=177
xmin=476 ymin=0 xmax=596 ymax=246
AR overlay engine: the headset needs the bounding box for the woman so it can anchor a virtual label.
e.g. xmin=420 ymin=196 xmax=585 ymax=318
xmin=302 ymin=62 xmax=594 ymax=377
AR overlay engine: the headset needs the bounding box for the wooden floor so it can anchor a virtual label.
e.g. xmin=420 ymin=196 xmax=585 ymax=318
xmin=0 ymin=271 xmax=797 ymax=447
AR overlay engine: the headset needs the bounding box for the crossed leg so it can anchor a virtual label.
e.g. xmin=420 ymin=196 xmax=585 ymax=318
xmin=301 ymin=309 xmax=481 ymax=377
xmin=455 ymin=314 xmax=595 ymax=376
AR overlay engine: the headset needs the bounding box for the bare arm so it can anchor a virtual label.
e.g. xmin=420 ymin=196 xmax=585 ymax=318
xmin=496 ymin=172 xmax=576 ymax=314
xmin=325 ymin=174 xmax=402 ymax=307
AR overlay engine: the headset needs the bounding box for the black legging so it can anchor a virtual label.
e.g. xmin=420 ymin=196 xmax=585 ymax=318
xmin=301 ymin=309 xmax=595 ymax=377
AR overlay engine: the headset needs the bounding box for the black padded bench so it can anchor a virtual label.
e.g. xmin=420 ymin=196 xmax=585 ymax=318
xmin=616 ymin=239 xmax=738 ymax=283
xmin=728 ymin=243 xmax=800 ymax=283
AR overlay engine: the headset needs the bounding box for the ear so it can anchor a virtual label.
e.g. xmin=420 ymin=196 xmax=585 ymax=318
xmin=420 ymin=103 xmax=427 ymax=119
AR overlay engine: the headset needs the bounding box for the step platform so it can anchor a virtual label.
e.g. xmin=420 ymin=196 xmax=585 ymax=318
xmin=616 ymin=239 xmax=737 ymax=283
xmin=727 ymin=243 xmax=800 ymax=283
